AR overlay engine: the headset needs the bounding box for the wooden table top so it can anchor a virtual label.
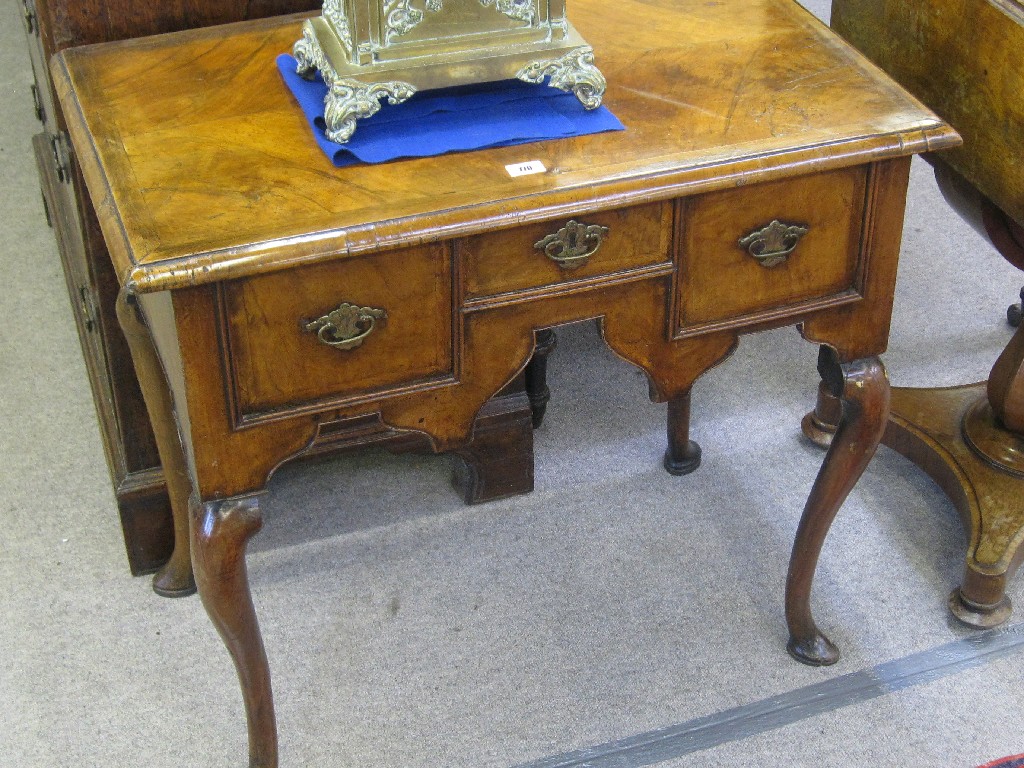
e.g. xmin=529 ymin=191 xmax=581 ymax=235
xmin=53 ymin=0 xmax=959 ymax=294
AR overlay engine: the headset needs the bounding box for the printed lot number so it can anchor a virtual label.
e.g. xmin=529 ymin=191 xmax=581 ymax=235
xmin=506 ymin=160 xmax=547 ymax=177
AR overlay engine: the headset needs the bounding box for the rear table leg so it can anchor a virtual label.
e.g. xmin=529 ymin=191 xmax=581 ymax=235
xmin=664 ymin=389 xmax=702 ymax=476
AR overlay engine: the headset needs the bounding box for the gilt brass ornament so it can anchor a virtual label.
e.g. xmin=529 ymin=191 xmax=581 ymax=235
xmin=738 ymin=220 xmax=809 ymax=268
xmin=294 ymin=0 xmax=606 ymax=143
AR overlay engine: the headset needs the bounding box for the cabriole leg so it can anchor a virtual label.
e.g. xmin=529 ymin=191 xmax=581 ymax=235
xmin=786 ymin=348 xmax=890 ymax=666
xmin=192 ymin=495 xmax=277 ymax=768
xmin=115 ymin=290 xmax=195 ymax=597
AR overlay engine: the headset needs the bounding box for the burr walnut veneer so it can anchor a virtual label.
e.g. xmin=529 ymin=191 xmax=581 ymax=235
xmin=53 ymin=0 xmax=957 ymax=763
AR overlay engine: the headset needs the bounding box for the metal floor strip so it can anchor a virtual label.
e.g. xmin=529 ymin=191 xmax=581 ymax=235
xmin=516 ymin=622 xmax=1024 ymax=768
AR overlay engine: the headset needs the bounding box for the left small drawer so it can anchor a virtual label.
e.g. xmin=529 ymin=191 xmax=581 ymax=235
xmin=222 ymin=244 xmax=454 ymax=418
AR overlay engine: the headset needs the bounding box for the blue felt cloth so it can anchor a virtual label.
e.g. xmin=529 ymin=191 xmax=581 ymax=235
xmin=275 ymin=54 xmax=624 ymax=166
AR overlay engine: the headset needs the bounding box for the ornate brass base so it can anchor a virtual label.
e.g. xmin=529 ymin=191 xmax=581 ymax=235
xmin=293 ymin=6 xmax=606 ymax=143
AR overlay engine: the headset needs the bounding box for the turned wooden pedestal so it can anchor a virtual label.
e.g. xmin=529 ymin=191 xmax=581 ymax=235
xmin=886 ymin=384 xmax=1024 ymax=626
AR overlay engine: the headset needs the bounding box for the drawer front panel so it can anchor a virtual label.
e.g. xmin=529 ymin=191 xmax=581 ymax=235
xmin=462 ymin=202 xmax=672 ymax=300
xmin=677 ymin=167 xmax=868 ymax=330
xmin=224 ymin=244 xmax=454 ymax=417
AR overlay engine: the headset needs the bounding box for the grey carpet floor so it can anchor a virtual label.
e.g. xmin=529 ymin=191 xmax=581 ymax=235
xmin=2 ymin=1 xmax=1023 ymax=766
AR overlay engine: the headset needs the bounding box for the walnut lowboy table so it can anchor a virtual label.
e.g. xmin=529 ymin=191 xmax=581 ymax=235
xmin=54 ymin=1 xmax=957 ymax=764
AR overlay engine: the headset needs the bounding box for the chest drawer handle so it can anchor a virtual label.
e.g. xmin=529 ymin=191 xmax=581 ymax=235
xmin=304 ymin=303 xmax=387 ymax=351
xmin=535 ymin=220 xmax=610 ymax=270
xmin=738 ymin=220 xmax=809 ymax=268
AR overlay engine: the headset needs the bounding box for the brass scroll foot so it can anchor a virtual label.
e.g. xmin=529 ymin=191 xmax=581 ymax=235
xmin=517 ymin=47 xmax=607 ymax=110
xmin=294 ymin=24 xmax=416 ymax=144
xmin=322 ymin=79 xmax=417 ymax=144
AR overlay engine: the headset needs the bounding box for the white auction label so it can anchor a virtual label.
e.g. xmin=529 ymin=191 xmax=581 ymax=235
xmin=505 ymin=160 xmax=547 ymax=177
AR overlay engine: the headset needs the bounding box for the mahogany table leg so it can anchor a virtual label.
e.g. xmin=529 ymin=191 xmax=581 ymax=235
xmin=664 ymin=389 xmax=702 ymax=475
xmin=115 ymin=290 xmax=196 ymax=597
xmin=191 ymin=495 xmax=277 ymax=768
xmin=786 ymin=349 xmax=890 ymax=666
xmin=524 ymin=329 xmax=557 ymax=428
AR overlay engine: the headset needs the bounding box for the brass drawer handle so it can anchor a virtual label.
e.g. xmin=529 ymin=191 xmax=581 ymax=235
xmin=738 ymin=220 xmax=809 ymax=268
xmin=534 ymin=219 xmax=609 ymax=270
xmin=304 ymin=302 xmax=387 ymax=351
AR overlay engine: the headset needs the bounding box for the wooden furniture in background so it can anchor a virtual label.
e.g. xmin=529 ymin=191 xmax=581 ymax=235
xmin=21 ymin=0 xmax=321 ymax=579
xmin=54 ymin=0 xmax=956 ymax=762
xmin=806 ymin=0 xmax=1024 ymax=628
xmin=21 ymin=0 xmax=540 ymax=593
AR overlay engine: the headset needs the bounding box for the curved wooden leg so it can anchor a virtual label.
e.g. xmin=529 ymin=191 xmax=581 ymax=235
xmin=192 ymin=495 xmax=277 ymax=768
xmin=115 ymin=291 xmax=195 ymax=597
xmin=524 ymin=329 xmax=557 ymax=428
xmin=786 ymin=348 xmax=890 ymax=666
xmin=664 ymin=389 xmax=702 ymax=475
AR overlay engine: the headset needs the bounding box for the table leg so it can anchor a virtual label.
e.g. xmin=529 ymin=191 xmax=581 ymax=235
xmin=115 ymin=290 xmax=196 ymax=597
xmin=801 ymin=370 xmax=842 ymax=449
xmin=786 ymin=348 xmax=890 ymax=666
xmin=524 ymin=329 xmax=557 ymax=428
xmin=191 ymin=495 xmax=277 ymax=768
xmin=1007 ymin=286 xmax=1023 ymax=327
xmin=664 ymin=389 xmax=702 ymax=475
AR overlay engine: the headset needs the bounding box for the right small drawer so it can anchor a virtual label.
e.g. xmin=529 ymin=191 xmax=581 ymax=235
xmin=676 ymin=166 xmax=869 ymax=331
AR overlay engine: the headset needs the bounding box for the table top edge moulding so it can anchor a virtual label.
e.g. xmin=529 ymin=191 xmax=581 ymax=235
xmin=51 ymin=1 xmax=958 ymax=294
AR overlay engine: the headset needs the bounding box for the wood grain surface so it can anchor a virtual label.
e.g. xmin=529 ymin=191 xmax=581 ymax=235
xmin=831 ymin=0 xmax=1024 ymax=226
xmin=53 ymin=0 xmax=958 ymax=293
